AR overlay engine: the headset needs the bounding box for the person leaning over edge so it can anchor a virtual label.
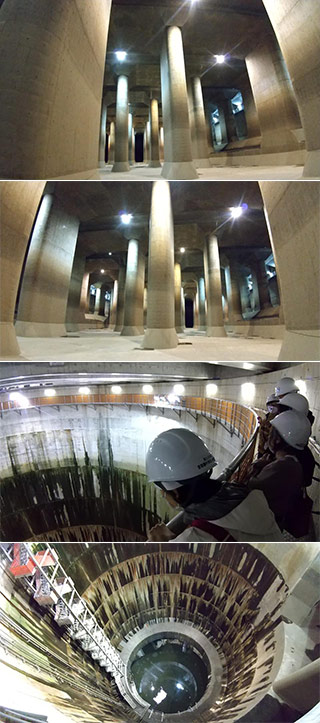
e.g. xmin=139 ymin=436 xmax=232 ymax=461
xmin=146 ymin=428 xmax=283 ymax=543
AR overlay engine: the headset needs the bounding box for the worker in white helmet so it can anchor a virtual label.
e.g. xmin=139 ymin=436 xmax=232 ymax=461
xmin=247 ymin=410 xmax=311 ymax=531
xmin=274 ymin=377 xmax=299 ymax=398
xmin=257 ymin=392 xmax=281 ymax=457
xmin=278 ymin=393 xmax=315 ymax=487
xmin=146 ymin=428 xmax=283 ymax=543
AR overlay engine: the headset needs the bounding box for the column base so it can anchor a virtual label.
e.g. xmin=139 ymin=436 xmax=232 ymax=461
xmin=0 ymin=322 xmax=24 ymax=358
xmin=161 ymin=161 xmax=198 ymax=180
xmin=197 ymin=325 xmax=206 ymax=331
xmin=206 ymin=326 xmax=227 ymax=337
xmin=121 ymin=326 xmax=144 ymax=336
xmin=303 ymin=150 xmax=320 ymax=178
xmin=98 ymin=161 xmax=106 ymax=168
xmin=175 ymin=326 xmax=184 ymax=333
xmin=279 ymin=329 xmax=320 ymax=361
xmin=112 ymin=162 xmax=130 ymax=173
xmin=260 ymin=129 xmax=300 ymax=154
xmin=142 ymin=327 xmax=178 ymax=349
xmin=15 ymin=321 xmax=67 ymax=337
xmin=114 ymin=324 xmax=123 ymax=332
xmin=194 ymin=157 xmax=211 ymax=168
xmin=149 ymin=160 xmax=162 ymax=168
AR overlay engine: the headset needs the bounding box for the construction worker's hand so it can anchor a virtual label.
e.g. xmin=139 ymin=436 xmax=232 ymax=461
xmin=147 ymin=523 xmax=176 ymax=541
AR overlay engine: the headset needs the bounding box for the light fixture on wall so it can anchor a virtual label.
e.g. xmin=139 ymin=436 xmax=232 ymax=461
xmin=111 ymin=385 xmax=122 ymax=394
xmin=120 ymin=213 xmax=133 ymax=224
xmin=230 ymin=203 xmax=248 ymax=219
xmin=108 ymin=252 xmax=112 ymax=256
xmin=44 ymin=388 xmax=56 ymax=397
xmin=9 ymin=392 xmax=30 ymax=408
xmin=241 ymin=382 xmax=255 ymax=403
xmin=142 ymin=384 xmax=153 ymax=394
xmin=101 ymin=269 xmax=105 ymax=273
xmin=180 ymin=247 xmax=185 ymax=253
xmin=78 ymin=386 xmax=90 ymax=395
xmin=173 ymin=384 xmax=185 ymax=395
xmin=115 ymin=51 xmax=127 ymax=62
xmin=206 ymin=383 xmax=218 ymax=396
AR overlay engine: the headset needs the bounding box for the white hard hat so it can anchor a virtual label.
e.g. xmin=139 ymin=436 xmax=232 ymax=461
xmin=275 ymin=377 xmax=299 ymax=397
xmin=270 ymin=410 xmax=311 ymax=450
xmin=266 ymin=393 xmax=279 ymax=405
xmin=280 ymin=392 xmax=309 ymax=416
xmin=146 ymin=428 xmax=217 ymax=490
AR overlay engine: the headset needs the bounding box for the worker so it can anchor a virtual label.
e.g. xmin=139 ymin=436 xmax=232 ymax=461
xmin=257 ymin=392 xmax=281 ymax=457
xmin=146 ymin=428 xmax=283 ymax=542
xmin=247 ymin=410 xmax=311 ymax=530
xmin=275 ymin=377 xmax=315 ymax=427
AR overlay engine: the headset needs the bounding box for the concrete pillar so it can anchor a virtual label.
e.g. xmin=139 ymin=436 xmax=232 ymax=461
xmin=0 ymin=181 xmax=45 ymax=358
xmin=262 ymin=0 xmax=320 ymax=176
xmin=203 ymin=234 xmax=226 ymax=337
xmin=142 ymin=181 xmax=178 ymax=348
xmin=273 ymin=660 xmax=320 ymax=714
xmin=197 ymin=276 xmax=206 ymax=330
xmin=188 ymin=77 xmax=211 ymax=167
xmin=112 ymin=74 xmax=130 ymax=173
xmin=108 ymin=121 xmax=115 ymax=164
xmin=194 ymin=291 xmax=199 ymax=328
xmin=0 ymin=0 xmax=112 ymax=179
xmin=159 ymin=127 xmax=164 ymax=162
xmin=250 ymin=269 xmax=261 ymax=313
xmin=259 ymin=181 xmax=320 ymax=360
xmin=226 ymin=260 xmax=243 ymax=323
xmin=94 ymin=283 xmax=102 ymax=314
xmin=114 ymin=266 xmax=126 ymax=332
xmin=109 ymin=280 xmax=118 ymax=328
xmin=174 ymin=262 xmax=183 ymax=333
xmin=15 ymin=195 xmax=80 ymax=337
xmin=132 ymin=128 xmax=135 ymax=164
xmin=246 ymin=34 xmax=302 ymax=154
xmin=218 ymin=98 xmax=238 ymax=144
xmin=121 ymin=239 xmax=145 ymax=335
xmin=252 ymin=257 xmax=271 ymax=310
xmin=241 ymin=84 xmax=261 ymax=139
xmin=79 ymin=272 xmax=90 ymax=318
xmin=149 ymin=98 xmax=161 ymax=168
xmin=65 ymin=251 xmax=86 ymax=332
xmin=181 ymin=289 xmax=185 ymax=328
xmin=143 ymin=287 xmax=148 ymax=328
xmin=143 ymin=129 xmax=148 ymax=163
xmin=160 ymin=26 xmax=198 ymax=179
xmin=128 ymin=112 xmax=134 ymax=166
xmin=98 ymin=96 xmax=107 ymax=167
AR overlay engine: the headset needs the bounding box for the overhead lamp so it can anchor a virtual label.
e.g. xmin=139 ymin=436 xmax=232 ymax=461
xmin=115 ymin=51 xmax=127 ymax=62
xmin=142 ymin=384 xmax=153 ymax=394
xmin=111 ymin=385 xmax=122 ymax=394
xmin=44 ymin=388 xmax=56 ymax=397
xmin=230 ymin=206 xmax=242 ymax=219
xmin=120 ymin=213 xmax=133 ymax=225
xmin=180 ymin=247 xmax=185 ymax=253
xmin=101 ymin=269 xmax=105 ymax=273
xmin=78 ymin=386 xmax=90 ymax=395
xmin=108 ymin=252 xmax=112 ymax=256
xmin=215 ymin=54 xmax=225 ymax=64
xmin=241 ymin=382 xmax=255 ymax=402
xmin=173 ymin=383 xmax=185 ymax=395
xmin=206 ymin=383 xmax=218 ymax=396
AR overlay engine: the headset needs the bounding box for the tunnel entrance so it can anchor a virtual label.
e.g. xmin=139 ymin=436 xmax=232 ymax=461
xmin=131 ymin=638 xmax=208 ymax=713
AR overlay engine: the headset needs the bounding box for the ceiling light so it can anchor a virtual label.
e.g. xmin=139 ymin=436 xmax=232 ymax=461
xmin=173 ymin=384 xmax=185 ymax=395
xmin=44 ymin=388 xmax=56 ymax=397
xmin=111 ymin=385 xmax=122 ymax=394
xmin=215 ymin=54 xmax=225 ymax=64
xmin=206 ymin=383 xmax=218 ymax=396
xmin=120 ymin=213 xmax=132 ymax=225
xmin=230 ymin=206 xmax=243 ymax=219
xmin=108 ymin=252 xmax=112 ymax=256
xmin=101 ymin=269 xmax=105 ymax=273
xmin=241 ymin=382 xmax=255 ymax=402
xmin=142 ymin=384 xmax=153 ymax=394
xmin=78 ymin=386 xmax=90 ymax=395
xmin=115 ymin=51 xmax=127 ymax=62
xmin=180 ymin=247 xmax=185 ymax=253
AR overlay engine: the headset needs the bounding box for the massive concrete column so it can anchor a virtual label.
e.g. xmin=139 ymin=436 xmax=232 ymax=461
xmin=94 ymin=283 xmax=102 ymax=314
xmin=251 ymin=257 xmax=271 ymax=310
xmin=188 ymin=77 xmax=211 ymax=167
xmin=159 ymin=127 xmax=164 ymax=162
xmin=142 ymin=181 xmax=178 ymax=348
xmin=218 ymin=98 xmax=238 ymax=144
xmin=112 ymin=74 xmax=130 ymax=173
xmin=0 ymin=181 xmax=45 ymax=357
xmin=65 ymin=251 xmax=86 ymax=332
xmin=160 ymin=26 xmax=198 ymax=179
xmin=259 ymin=181 xmax=320 ymax=359
xmin=197 ymin=276 xmax=206 ymax=330
xmin=241 ymin=84 xmax=261 ymax=139
xmin=128 ymin=112 xmax=134 ymax=166
xmin=246 ymin=34 xmax=302 ymax=155
xmin=79 ymin=272 xmax=90 ymax=319
xmin=108 ymin=121 xmax=115 ymax=164
xmin=203 ymin=234 xmax=226 ymax=337
xmin=149 ymin=98 xmax=161 ymax=168
xmin=15 ymin=195 xmax=80 ymax=337
xmin=121 ymin=239 xmax=145 ymax=335
xmin=174 ymin=262 xmax=183 ymax=333
xmin=98 ymin=96 xmax=107 ymax=167
xmin=0 ymin=0 xmax=112 ymax=179
xmin=225 ymin=260 xmax=243 ymax=323
xmin=109 ymin=280 xmax=118 ymax=329
xmin=114 ymin=266 xmax=126 ymax=332
xmin=194 ymin=291 xmax=199 ymax=328
xmin=262 ymin=0 xmax=320 ymax=176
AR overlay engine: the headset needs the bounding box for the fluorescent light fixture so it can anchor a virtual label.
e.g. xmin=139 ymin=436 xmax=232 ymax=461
xmin=173 ymin=383 xmax=185 ymax=395
xmin=243 ymin=363 xmax=254 ymax=370
xmin=295 ymin=379 xmax=307 ymax=395
xmin=215 ymin=54 xmax=225 ymax=64
xmin=9 ymin=392 xmax=30 ymax=408
xmin=78 ymin=386 xmax=90 ymax=395
xmin=241 ymin=382 xmax=255 ymax=402
xmin=206 ymin=383 xmax=218 ymax=396
xmin=115 ymin=51 xmax=127 ymax=62
xmin=120 ymin=213 xmax=133 ymax=225
xmin=111 ymin=385 xmax=122 ymax=394
xmin=180 ymin=247 xmax=185 ymax=253
xmin=142 ymin=384 xmax=153 ymax=394
xmin=44 ymin=388 xmax=56 ymax=397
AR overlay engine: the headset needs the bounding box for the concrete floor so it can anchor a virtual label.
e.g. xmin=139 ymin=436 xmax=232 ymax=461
xmin=15 ymin=329 xmax=282 ymax=361
xmin=56 ymin=162 xmax=304 ymax=181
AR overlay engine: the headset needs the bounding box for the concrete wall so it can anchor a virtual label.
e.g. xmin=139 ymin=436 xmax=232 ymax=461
xmin=0 ymin=0 xmax=112 ymax=179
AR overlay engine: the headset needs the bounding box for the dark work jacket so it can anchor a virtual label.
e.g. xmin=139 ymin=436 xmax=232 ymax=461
xmin=247 ymin=454 xmax=303 ymax=528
